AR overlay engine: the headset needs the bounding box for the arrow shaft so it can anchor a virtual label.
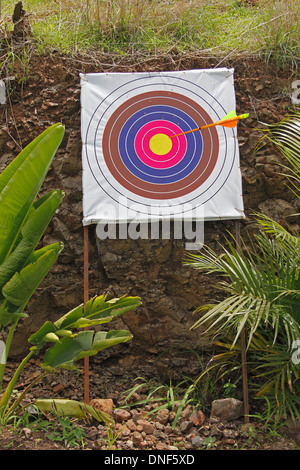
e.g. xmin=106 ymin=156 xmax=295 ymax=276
xmin=171 ymin=113 xmax=248 ymax=138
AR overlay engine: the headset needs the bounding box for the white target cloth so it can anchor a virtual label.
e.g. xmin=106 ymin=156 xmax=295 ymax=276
xmin=80 ymin=69 xmax=244 ymax=224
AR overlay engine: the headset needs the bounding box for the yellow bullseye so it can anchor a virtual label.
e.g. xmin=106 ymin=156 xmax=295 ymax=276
xmin=149 ymin=133 xmax=172 ymax=156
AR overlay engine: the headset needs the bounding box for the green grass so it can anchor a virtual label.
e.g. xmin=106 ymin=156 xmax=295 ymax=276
xmin=1 ymin=0 xmax=299 ymax=64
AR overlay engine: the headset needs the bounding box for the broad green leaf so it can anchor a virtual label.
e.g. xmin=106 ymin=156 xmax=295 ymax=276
xmin=35 ymin=399 xmax=112 ymax=424
xmin=55 ymin=329 xmax=73 ymax=338
xmin=41 ymin=329 xmax=132 ymax=370
xmin=25 ymin=243 xmax=61 ymax=265
xmin=54 ymin=295 xmax=141 ymax=330
xmin=75 ymin=329 xmax=133 ymax=360
xmin=0 ymin=301 xmax=27 ymax=328
xmin=53 ymin=304 xmax=83 ymax=330
xmin=41 ymin=336 xmax=83 ymax=370
xmin=28 ymin=321 xmax=57 ymax=348
xmin=0 ymin=190 xmax=63 ymax=291
xmin=2 ymin=243 xmax=63 ymax=308
xmin=29 ymin=295 xmax=140 ymax=355
xmin=89 ymin=295 xmax=142 ymax=320
xmin=0 ymin=129 xmax=61 ymax=194
xmin=69 ymin=317 xmax=114 ymax=329
xmin=43 ymin=332 xmax=60 ymax=343
xmin=0 ymin=123 xmax=64 ymax=265
xmin=92 ymin=330 xmax=133 ymax=352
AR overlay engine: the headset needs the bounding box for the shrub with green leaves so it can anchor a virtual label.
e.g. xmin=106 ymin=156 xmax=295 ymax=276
xmin=186 ymin=112 xmax=300 ymax=422
xmin=0 ymin=124 xmax=141 ymax=424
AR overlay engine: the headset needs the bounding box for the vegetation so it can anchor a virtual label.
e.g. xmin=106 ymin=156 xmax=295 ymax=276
xmin=0 ymin=0 xmax=299 ymax=66
xmin=186 ymin=111 xmax=300 ymax=423
xmin=121 ymin=375 xmax=197 ymax=428
xmin=0 ymin=124 xmax=141 ymax=425
xmin=0 ymin=0 xmax=299 ymax=449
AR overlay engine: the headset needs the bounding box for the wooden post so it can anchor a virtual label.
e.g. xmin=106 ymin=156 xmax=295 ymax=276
xmin=83 ymin=225 xmax=89 ymax=404
xmin=235 ymin=220 xmax=250 ymax=424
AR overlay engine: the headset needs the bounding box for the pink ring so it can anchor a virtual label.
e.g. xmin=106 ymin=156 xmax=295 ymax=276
xmin=135 ymin=120 xmax=187 ymax=169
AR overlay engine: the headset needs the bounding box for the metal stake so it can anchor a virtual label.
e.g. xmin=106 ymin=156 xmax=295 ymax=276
xmin=83 ymin=225 xmax=89 ymax=404
xmin=235 ymin=220 xmax=250 ymax=423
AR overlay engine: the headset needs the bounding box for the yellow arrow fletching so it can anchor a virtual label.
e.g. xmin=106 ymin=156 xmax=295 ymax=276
xmin=223 ymin=110 xmax=237 ymax=120
xmin=217 ymin=111 xmax=249 ymax=128
xmin=170 ymin=112 xmax=249 ymax=138
xmin=219 ymin=110 xmax=238 ymax=128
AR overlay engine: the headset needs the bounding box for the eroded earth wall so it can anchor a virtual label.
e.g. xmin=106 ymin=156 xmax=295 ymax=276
xmin=1 ymin=50 xmax=298 ymax=379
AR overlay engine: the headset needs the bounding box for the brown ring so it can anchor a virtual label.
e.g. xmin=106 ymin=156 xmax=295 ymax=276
xmin=102 ymin=91 xmax=219 ymax=200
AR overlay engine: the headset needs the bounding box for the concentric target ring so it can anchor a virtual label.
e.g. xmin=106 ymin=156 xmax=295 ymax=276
xmin=134 ymin=121 xmax=186 ymax=168
xmin=102 ymin=91 xmax=219 ymax=200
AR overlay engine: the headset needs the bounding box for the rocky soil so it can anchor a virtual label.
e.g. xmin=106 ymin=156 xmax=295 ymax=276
xmin=0 ymin=358 xmax=299 ymax=451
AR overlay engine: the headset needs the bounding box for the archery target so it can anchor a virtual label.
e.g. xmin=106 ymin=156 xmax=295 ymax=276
xmin=102 ymin=91 xmax=219 ymax=200
xmin=81 ymin=70 xmax=244 ymax=222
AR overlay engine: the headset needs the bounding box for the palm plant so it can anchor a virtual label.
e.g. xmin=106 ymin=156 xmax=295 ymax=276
xmin=186 ymin=111 xmax=300 ymax=421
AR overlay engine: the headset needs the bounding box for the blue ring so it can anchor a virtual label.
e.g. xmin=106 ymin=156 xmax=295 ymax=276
xmin=118 ymin=105 xmax=203 ymax=184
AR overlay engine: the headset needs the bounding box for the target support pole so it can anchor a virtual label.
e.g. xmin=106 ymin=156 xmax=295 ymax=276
xmin=83 ymin=225 xmax=90 ymax=404
xmin=235 ymin=220 xmax=250 ymax=424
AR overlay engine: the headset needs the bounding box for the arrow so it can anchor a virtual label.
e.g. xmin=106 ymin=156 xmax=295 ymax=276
xmin=170 ymin=111 xmax=249 ymax=138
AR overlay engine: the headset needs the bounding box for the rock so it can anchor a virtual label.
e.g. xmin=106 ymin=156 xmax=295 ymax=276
xmin=180 ymin=404 xmax=194 ymax=420
xmin=153 ymin=429 xmax=168 ymax=440
xmin=137 ymin=419 xmax=154 ymax=435
xmin=190 ymin=409 xmax=205 ymax=426
xmin=132 ymin=431 xmax=143 ymax=446
xmin=52 ymin=383 xmax=65 ymax=394
xmin=156 ymin=442 xmax=168 ymax=450
xmin=52 ymin=217 xmax=71 ymax=241
xmin=90 ymin=398 xmax=114 ymax=415
xmin=191 ymin=436 xmax=205 ymax=448
xmin=223 ymin=428 xmax=239 ymax=439
xmin=258 ymin=198 xmax=298 ymax=224
xmin=131 ymin=410 xmax=144 ymax=422
xmin=223 ymin=438 xmax=236 ymax=446
xmin=210 ymin=424 xmax=223 ymax=439
xmin=122 ymin=391 xmax=140 ymax=405
xmin=180 ymin=420 xmax=192 ymax=433
xmin=156 ymin=408 xmax=170 ymax=425
xmin=22 ymin=427 xmax=32 ymax=439
xmin=154 ymin=422 xmax=163 ymax=432
xmin=113 ymin=408 xmax=131 ymax=423
xmin=211 ymin=398 xmax=244 ymax=421
xmin=126 ymin=419 xmax=136 ymax=431
xmin=87 ymin=426 xmax=99 ymax=440
xmin=126 ymin=439 xmax=134 ymax=449
xmin=121 ymin=426 xmax=131 ymax=437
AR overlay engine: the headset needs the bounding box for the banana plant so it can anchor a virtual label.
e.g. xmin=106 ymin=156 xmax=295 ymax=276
xmin=0 ymin=123 xmax=65 ymax=390
xmin=0 ymin=124 xmax=141 ymax=425
xmin=1 ymin=294 xmax=140 ymax=423
xmin=29 ymin=294 xmax=140 ymax=371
